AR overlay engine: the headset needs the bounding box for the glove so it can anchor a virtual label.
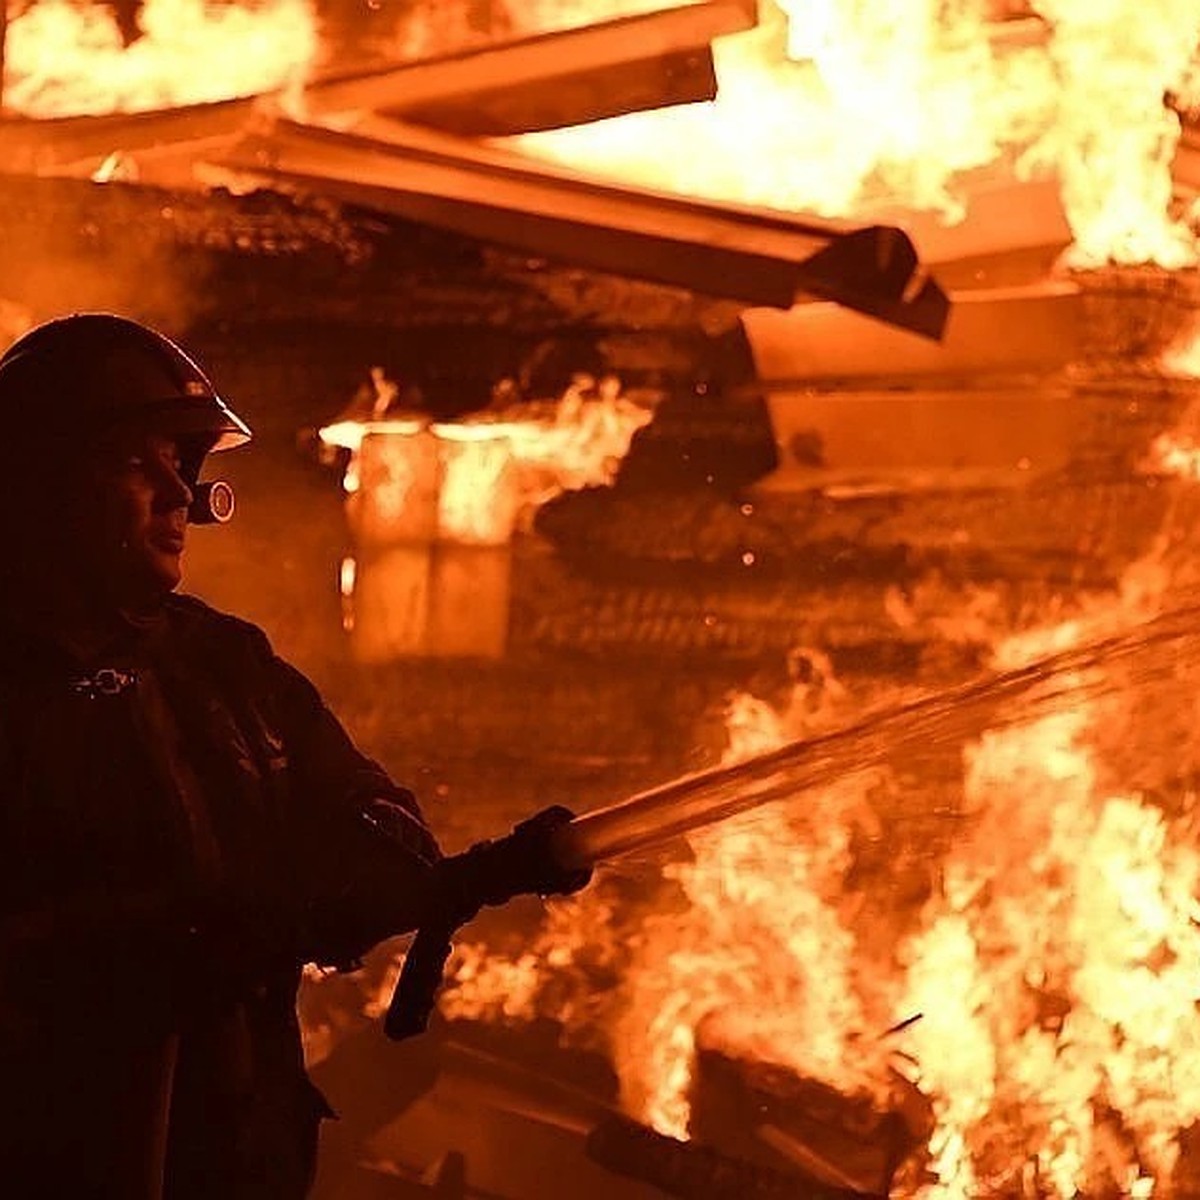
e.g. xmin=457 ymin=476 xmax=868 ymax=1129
xmin=384 ymin=804 xmax=592 ymax=1040
xmin=435 ymin=804 xmax=591 ymax=923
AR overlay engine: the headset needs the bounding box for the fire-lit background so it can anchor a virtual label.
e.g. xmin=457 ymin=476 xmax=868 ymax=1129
xmin=7 ymin=0 xmax=1200 ymax=1196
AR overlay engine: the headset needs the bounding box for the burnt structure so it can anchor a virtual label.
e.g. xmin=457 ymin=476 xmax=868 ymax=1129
xmin=5 ymin=2 xmax=1200 ymax=1197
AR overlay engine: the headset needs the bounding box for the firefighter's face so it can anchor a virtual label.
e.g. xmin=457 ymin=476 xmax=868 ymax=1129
xmin=84 ymin=430 xmax=194 ymax=599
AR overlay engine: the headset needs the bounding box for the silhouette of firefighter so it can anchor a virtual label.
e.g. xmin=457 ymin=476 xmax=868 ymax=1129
xmin=0 ymin=314 xmax=585 ymax=1199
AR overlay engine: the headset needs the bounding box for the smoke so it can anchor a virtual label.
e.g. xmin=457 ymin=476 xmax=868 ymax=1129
xmin=0 ymin=177 xmax=216 ymax=345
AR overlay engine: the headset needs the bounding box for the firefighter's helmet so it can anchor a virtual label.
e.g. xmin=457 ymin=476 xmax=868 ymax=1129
xmin=0 ymin=313 xmax=252 ymax=454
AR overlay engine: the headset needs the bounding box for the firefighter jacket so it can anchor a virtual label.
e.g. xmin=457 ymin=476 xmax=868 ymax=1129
xmin=0 ymin=593 xmax=441 ymax=1199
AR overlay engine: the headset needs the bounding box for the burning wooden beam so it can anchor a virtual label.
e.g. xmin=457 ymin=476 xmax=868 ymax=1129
xmin=0 ymin=96 xmax=257 ymax=176
xmin=304 ymin=0 xmax=757 ymax=136
xmin=742 ymin=280 xmax=1081 ymax=383
xmin=687 ymin=1029 xmax=931 ymax=1198
xmin=214 ymin=117 xmax=950 ymax=336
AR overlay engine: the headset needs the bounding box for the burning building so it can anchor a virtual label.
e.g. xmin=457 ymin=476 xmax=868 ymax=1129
xmin=5 ymin=0 xmax=1200 ymax=1197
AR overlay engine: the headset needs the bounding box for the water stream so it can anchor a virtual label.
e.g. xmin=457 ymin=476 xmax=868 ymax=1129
xmin=561 ymin=591 xmax=1200 ymax=868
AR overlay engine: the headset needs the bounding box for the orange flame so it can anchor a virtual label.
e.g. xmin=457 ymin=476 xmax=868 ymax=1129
xmin=320 ymin=374 xmax=655 ymax=545
xmin=434 ymin=514 xmax=1200 ymax=1193
xmin=901 ymin=698 xmax=1200 ymax=1196
xmin=1161 ymin=322 xmax=1200 ymax=379
xmin=441 ymin=648 xmax=888 ymax=1138
xmin=511 ymin=0 xmax=1200 ymax=265
xmin=4 ymin=0 xmax=317 ymax=117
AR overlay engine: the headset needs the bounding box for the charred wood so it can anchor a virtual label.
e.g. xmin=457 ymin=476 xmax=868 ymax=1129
xmin=0 ymin=173 xmax=751 ymax=414
xmin=688 ymin=1031 xmax=931 ymax=1197
xmin=585 ymin=1114 xmax=874 ymax=1200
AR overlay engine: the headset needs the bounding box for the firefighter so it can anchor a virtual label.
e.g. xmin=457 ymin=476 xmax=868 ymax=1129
xmin=0 ymin=314 xmax=582 ymax=1199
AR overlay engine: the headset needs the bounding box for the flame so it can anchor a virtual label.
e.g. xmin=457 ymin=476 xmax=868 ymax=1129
xmin=610 ymin=786 xmax=880 ymax=1137
xmin=511 ymin=2 xmax=1014 ymax=218
xmin=440 ymin=647 xmax=889 ymax=1138
xmin=901 ymin=697 xmax=1200 ymax=1197
xmin=320 ymin=374 xmax=655 ymax=545
xmin=390 ymin=0 xmax=684 ymax=61
xmin=427 ymin=488 xmax=1200 ymax=1196
xmin=1147 ymin=431 xmax=1200 ymax=481
xmin=509 ymin=0 xmax=1200 ymax=265
xmin=4 ymin=0 xmax=317 ymax=117
xmin=435 ymin=429 xmax=521 ymax=545
xmin=11 ymin=0 xmax=1196 ymax=263
xmin=1022 ymin=0 xmax=1200 ymax=268
xmin=1161 ymin=322 xmax=1200 ymax=378
xmin=606 ymin=648 xmax=879 ymax=1137
xmin=890 ymin=528 xmax=1200 ymax=1197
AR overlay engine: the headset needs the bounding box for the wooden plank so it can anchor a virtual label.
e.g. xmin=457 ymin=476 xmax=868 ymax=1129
xmin=306 ymin=0 xmax=757 ymax=133
xmin=585 ymin=1114 xmax=861 ymax=1199
xmin=754 ymin=382 xmax=1081 ymax=495
xmin=213 ymin=117 xmax=950 ymax=335
xmin=860 ymin=172 xmax=1072 ymax=282
xmin=742 ymin=280 xmax=1080 ymax=383
xmin=690 ymin=1029 xmax=930 ymax=1197
xmin=0 ymin=96 xmax=256 ymax=175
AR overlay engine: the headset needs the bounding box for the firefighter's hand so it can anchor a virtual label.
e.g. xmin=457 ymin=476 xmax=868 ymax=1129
xmin=385 ymin=806 xmax=591 ymax=1041
xmin=437 ymin=805 xmax=592 ymax=923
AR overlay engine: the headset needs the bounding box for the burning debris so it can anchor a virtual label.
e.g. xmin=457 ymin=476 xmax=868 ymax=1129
xmin=320 ymin=369 xmax=656 ymax=528
xmin=303 ymin=0 xmax=758 ymax=136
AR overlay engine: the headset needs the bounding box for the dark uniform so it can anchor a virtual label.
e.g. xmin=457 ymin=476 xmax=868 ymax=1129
xmin=0 ymin=592 xmax=439 ymax=1198
xmin=0 ymin=313 xmax=586 ymax=1198
xmin=0 ymin=314 xmax=443 ymax=1199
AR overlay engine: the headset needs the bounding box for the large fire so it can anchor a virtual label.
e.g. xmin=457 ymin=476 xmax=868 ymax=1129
xmin=439 ymin=493 xmax=1200 ymax=1199
xmin=510 ymin=0 xmax=1200 ymax=265
xmin=13 ymin=0 xmax=1200 ymax=1191
xmin=6 ymin=0 xmax=1200 ymax=264
xmin=3 ymin=0 xmax=317 ymax=116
